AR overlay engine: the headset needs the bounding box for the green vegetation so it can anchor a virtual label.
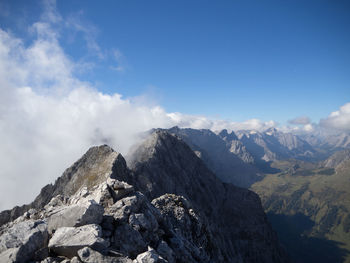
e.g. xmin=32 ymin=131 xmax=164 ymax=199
xmin=251 ymin=159 xmax=350 ymax=263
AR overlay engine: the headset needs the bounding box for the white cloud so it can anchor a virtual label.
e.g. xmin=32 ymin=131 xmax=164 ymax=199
xmin=288 ymin=116 xmax=311 ymax=125
xmin=320 ymin=102 xmax=350 ymax=131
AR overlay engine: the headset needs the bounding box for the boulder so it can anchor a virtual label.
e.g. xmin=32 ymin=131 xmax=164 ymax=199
xmin=135 ymin=247 xmax=167 ymax=263
xmin=48 ymin=224 xmax=109 ymax=258
xmin=109 ymin=193 xmax=146 ymax=224
xmin=77 ymin=247 xmax=132 ymax=263
xmin=107 ymin=179 xmax=134 ymax=200
xmin=47 ymin=200 xmax=104 ymax=233
xmin=0 ymin=220 xmax=48 ymax=262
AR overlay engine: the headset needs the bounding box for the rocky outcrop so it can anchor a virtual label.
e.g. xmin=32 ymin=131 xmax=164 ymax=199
xmin=0 ymin=220 xmax=48 ymax=263
xmin=0 ymin=145 xmax=129 ymax=226
xmin=0 ymin=132 xmax=289 ymax=262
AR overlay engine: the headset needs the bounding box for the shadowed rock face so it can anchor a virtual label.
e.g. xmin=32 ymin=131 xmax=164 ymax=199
xmin=0 ymin=132 xmax=289 ymax=262
xmin=154 ymin=127 xmax=262 ymax=188
xmin=127 ymin=130 xmax=289 ymax=262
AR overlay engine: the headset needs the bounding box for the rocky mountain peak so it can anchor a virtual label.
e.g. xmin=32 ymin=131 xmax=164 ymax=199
xmin=0 ymin=131 xmax=290 ymax=263
xmin=218 ymin=129 xmax=238 ymax=141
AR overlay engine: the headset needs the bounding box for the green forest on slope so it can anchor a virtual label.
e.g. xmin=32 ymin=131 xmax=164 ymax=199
xmin=251 ymin=157 xmax=350 ymax=263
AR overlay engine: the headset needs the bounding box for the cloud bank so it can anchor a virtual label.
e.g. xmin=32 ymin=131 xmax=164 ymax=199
xmin=320 ymin=103 xmax=350 ymax=132
xmin=0 ymin=5 xmax=280 ymax=210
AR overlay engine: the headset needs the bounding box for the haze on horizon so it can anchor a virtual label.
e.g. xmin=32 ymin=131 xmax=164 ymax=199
xmin=0 ymin=0 xmax=349 ymax=210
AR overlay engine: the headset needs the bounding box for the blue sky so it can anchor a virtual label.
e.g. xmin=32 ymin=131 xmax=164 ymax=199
xmin=1 ymin=0 xmax=349 ymax=124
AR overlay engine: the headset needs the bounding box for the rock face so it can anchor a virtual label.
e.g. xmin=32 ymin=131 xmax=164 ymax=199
xmin=127 ymin=130 xmax=289 ymax=262
xmin=235 ymin=128 xmax=316 ymax=162
xmin=0 ymin=132 xmax=289 ymax=262
xmin=323 ymin=149 xmax=350 ymax=168
xmin=218 ymin=129 xmax=255 ymax=164
xmin=161 ymin=126 xmax=262 ymax=187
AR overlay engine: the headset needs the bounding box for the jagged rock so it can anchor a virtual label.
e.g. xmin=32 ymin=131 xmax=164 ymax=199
xmin=135 ymin=247 xmax=167 ymax=263
xmin=156 ymin=241 xmax=174 ymax=263
xmin=47 ymin=200 xmax=104 ymax=233
xmin=48 ymin=224 xmax=109 ymax=258
xmin=129 ymin=211 xmax=158 ymax=232
xmin=152 ymin=194 xmax=211 ymax=262
xmin=0 ymin=145 xmax=130 ymax=227
xmin=108 ymin=192 xmax=147 ymax=224
xmin=77 ymin=247 xmax=132 ymax=263
xmin=107 ymin=178 xmax=135 ymax=200
xmin=113 ymin=224 xmax=147 ymax=258
xmin=0 ymin=220 xmax=48 ymax=262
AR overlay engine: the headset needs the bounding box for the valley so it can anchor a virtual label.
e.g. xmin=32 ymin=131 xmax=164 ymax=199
xmin=252 ymin=155 xmax=350 ymax=263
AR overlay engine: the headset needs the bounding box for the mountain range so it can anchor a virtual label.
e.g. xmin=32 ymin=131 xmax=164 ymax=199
xmin=1 ymin=126 xmax=349 ymax=263
xmin=0 ymin=130 xmax=289 ymax=263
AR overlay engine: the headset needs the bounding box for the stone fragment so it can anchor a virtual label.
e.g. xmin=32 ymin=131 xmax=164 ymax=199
xmin=135 ymin=247 xmax=167 ymax=263
xmin=78 ymin=247 xmax=132 ymax=263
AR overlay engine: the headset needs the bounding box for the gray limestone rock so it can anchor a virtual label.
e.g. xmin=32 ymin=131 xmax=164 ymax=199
xmin=0 ymin=145 xmax=130 ymax=227
xmin=0 ymin=220 xmax=48 ymax=262
xmin=48 ymin=224 xmax=109 ymax=258
xmin=47 ymin=200 xmax=104 ymax=233
xmin=135 ymin=247 xmax=167 ymax=263
xmin=77 ymin=247 xmax=132 ymax=263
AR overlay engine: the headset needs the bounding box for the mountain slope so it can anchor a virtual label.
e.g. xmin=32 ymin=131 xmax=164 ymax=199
xmin=159 ymin=127 xmax=262 ymax=187
xmin=251 ymin=150 xmax=350 ymax=263
xmin=236 ymin=128 xmax=316 ymax=162
xmin=0 ymin=133 xmax=289 ymax=263
xmin=127 ymin=130 xmax=289 ymax=262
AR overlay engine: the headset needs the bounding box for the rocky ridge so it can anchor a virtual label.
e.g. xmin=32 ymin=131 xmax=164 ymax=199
xmin=0 ymin=131 xmax=289 ymax=262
